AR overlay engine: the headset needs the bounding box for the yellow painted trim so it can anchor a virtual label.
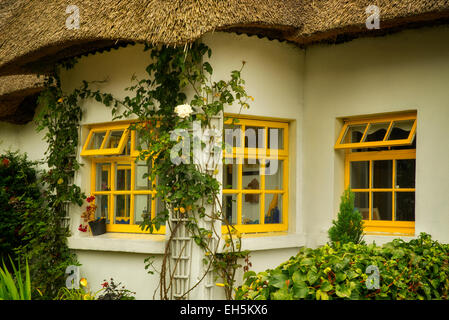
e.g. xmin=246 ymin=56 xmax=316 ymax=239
xmin=335 ymin=113 xmax=417 ymax=150
xmin=344 ymin=147 xmax=416 ymax=234
xmin=222 ymin=116 xmax=289 ymax=234
xmin=89 ymin=128 xmax=165 ymax=234
xmin=81 ymin=124 xmax=131 ymax=157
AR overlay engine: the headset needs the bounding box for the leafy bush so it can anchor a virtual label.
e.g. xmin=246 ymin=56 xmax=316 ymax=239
xmin=328 ymin=189 xmax=365 ymax=247
xmin=0 ymin=151 xmax=41 ymax=263
xmin=235 ymin=233 xmax=449 ymax=300
xmin=0 ymin=150 xmax=78 ymax=299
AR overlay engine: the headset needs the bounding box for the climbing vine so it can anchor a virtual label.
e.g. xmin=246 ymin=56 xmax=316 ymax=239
xmin=81 ymin=42 xmax=253 ymax=299
xmin=12 ymin=64 xmax=88 ymax=299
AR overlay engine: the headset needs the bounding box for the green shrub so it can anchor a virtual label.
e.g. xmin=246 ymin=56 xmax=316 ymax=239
xmin=0 ymin=150 xmax=78 ymax=299
xmin=0 ymin=151 xmax=41 ymax=263
xmin=235 ymin=233 xmax=449 ymax=300
xmin=328 ymin=189 xmax=365 ymax=247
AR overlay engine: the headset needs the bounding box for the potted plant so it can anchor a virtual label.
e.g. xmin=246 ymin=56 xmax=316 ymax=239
xmin=79 ymin=196 xmax=106 ymax=236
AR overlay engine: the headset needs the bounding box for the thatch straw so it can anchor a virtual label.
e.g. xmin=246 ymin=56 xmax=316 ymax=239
xmin=0 ymin=0 xmax=303 ymax=75
xmin=2 ymin=0 xmax=449 ymax=76
xmin=0 ymin=74 xmax=45 ymax=124
xmin=2 ymin=0 xmax=449 ymax=122
xmin=1 ymin=0 xmax=449 ymax=76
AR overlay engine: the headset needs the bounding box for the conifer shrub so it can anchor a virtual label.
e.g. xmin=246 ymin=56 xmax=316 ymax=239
xmin=328 ymin=189 xmax=365 ymax=247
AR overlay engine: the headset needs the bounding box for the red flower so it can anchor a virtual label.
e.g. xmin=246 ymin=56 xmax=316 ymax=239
xmin=2 ymin=158 xmax=10 ymax=167
xmin=78 ymin=224 xmax=88 ymax=232
xmin=101 ymin=282 xmax=109 ymax=288
xmin=86 ymin=196 xmax=95 ymax=203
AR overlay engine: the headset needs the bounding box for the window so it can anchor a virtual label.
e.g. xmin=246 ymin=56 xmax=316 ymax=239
xmin=223 ymin=117 xmax=289 ymax=233
xmin=82 ymin=122 xmax=164 ymax=234
xmin=335 ymin=112 xmax=416 ymax=235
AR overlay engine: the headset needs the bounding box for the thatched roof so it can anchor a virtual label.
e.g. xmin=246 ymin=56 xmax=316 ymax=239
xmin=1 ymin=0 xmax=449 ymax=123
xmin=1 ymin=0 xmax=449 ymax=76
xmin=0 ymin=75 xmax=46 ymax=124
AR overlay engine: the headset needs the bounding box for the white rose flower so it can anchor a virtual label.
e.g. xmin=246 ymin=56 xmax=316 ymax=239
xmin=174 ymin=104 xmax=193 ymax=119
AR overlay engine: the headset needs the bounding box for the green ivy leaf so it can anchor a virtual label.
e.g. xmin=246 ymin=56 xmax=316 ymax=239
xmin=307 ymin=270 xmax=319 ymax=285
xmin=292 ymin=282 xmax=308 ymax=299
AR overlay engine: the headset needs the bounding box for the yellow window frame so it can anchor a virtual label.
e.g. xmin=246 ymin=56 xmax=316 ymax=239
xmin=91 ymin=156 xmax=164 ymax=234
xmin=82 ymin=121 xmax=163 ymax=234
xmin=345 ymin=149 xmax=415 ymax=235
xmin=223 ymin=116 xmax=289 ymax=234
xmin=81 ymin=123 xmax=130 ymax=156
xmin=335 ymin=112 xmax=417 ymax=150
xmin=337 ymin=112 xmax=417 ymax=235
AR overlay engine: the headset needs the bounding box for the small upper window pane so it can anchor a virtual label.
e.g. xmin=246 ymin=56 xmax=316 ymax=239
xmin=335 ymin=114 xmax=416 ymax=150
xmin=343 ymin=124 xmax=367 ymax=144
xmin=81 ymin=126 xmax=129 ymax=156
xmin=387 ymin=120 xmax=414 ymax=141
xmin=87 ymin=131 xmax=106 ymax=150
xmin=364 ymin=122 xmax=390 ymax=142
xmin=104 ymin=130 xmax=124 ymax=149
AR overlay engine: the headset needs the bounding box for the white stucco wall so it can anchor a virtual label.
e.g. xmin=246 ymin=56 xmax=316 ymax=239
xmin=303 ymin=25 xmax=449 ymax=246
xmin=3 ymin=24 xmax=449 ymax=299
xmin=59 ymin=33 xmax=305 ymax=299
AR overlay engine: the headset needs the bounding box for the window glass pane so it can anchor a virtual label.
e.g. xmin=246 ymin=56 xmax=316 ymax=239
xmin=116 ymin=164 xmax=131 ymax=191
xmin=136 ymin=130 xmax=149 ymax=151
xmin=223 ymin=194 xmax=237 ymax=225
xmin=156 ymin=198 xmax=166 ymax=216
xmin=242 ymin=159 xmax=261 ymax=191
xmin=242 ymin=193 xmax=260 ymax=224
xmin=95 ymin=195 xmax=109 ymax=223
xmin=265 ymin=160 xmax=283 ymax=190
xmin=135 ymin=160 xmax=152 ymax=190
xmin=115 ymin=195 xmax=130 ymax=224
xmin=265 ymin=193 xmax=282 ymax=224
xmin=267 ymin=128 xmax=284 ymax=149
xmin=87 ymin=131 xmax=106 ymax=150
xmin=354 ymin=192 xmax=369 ymax=220
xmin=387 ymin=120 xmax=414 ymax=140
xmin=245 ymin=126 xmax=265 ymax=148
xmin=372 ymin=192 xmax=392 ymax=221
xmin=396 ymin=159 xmax=415 ymax=188
xmin=350 ymin=161 xmax=369 ymax=189
xmin=395 ymin=192 xmax=415 ymax=221
xmin=104 ymin=130 xmax=124 ymax=149
xmin=223 ymin=163 xmax=238 ymax=190
xmin=364 ymin=122 xmax=390 ymax=142
xmin=96 ymin=163 xmax=110 ymax=191
xmin=224 ymin=124 xmax=242 ymax=149
xmin=134 ymin=194 xmax=152 ymax=225
xmin=343 ymin=124 xmax=367 ymax=143
xmin=120 ymin=136 xmax=131 ymax=156
xmin=372 ymin=160 xmax=392 ymax=188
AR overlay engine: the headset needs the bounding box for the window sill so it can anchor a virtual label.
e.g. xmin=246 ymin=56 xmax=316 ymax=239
xmin=239 ymin=232 xmax=305 ymax=251
xmin=68 ymin=232 xmax=305 ymax=254
xmin=68 ymin=232 xmax=165 ymax=254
